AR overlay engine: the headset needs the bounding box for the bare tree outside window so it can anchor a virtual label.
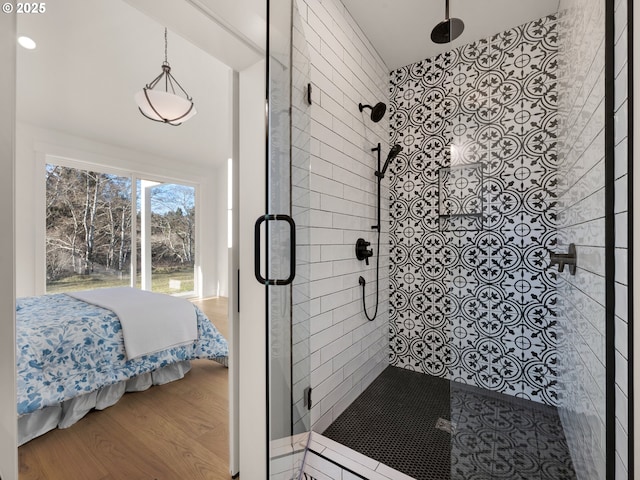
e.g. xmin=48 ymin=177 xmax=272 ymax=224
xmin=45 ymin=164 xmax=132 ymax=292
xmin=46 ymin=165 xmax=197 ymax=295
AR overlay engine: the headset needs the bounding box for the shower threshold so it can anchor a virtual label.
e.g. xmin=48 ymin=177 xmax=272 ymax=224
xmin=302 ymin=431 xmax=415 ymax=480
xmin=322 ymin=366 xmax=577 ymax=480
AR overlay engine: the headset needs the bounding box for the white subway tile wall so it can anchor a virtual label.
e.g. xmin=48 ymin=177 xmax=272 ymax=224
xmin=296 ymin=0 xmax=391 ymax=433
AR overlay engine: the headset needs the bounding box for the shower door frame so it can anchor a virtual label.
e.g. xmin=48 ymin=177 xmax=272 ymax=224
xmin=263 ymin=0 xmax=312 ymax=477
xmin=620 ymin=0 xmax=640 ymax=480
xmin=605 ymin=1 xmax=615 ymax=478
xmin=606 ymin=0 xmax=634 ymax=477
xmin=629 ymin=0 xmax=637 ymax=476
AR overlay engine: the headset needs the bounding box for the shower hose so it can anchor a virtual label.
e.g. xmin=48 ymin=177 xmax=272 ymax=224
xmin=359 ymin=225 xmax=381 ymax=321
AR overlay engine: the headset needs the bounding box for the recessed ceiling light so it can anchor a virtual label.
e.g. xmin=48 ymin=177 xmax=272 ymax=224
xmin=18 ymin=36 xmax=36 ymax=50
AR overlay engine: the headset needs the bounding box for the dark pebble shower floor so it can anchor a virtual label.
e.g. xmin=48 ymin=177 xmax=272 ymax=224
xmin=322 ymin=366 xmax=576 ymax=480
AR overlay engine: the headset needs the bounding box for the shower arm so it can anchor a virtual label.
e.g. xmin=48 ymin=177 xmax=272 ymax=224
xmin=372 ymin=143 xmax=382 ymax=231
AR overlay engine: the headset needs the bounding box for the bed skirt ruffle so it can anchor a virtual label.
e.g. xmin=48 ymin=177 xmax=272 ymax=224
xmin=18 ymin=357 xmax=226 ymax=446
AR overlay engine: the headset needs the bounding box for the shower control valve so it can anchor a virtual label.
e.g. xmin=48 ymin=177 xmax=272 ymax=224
xmin=549 ymin=243 xmax=577 ymax=275
xmin=355 ymin=238 xmax=374 ymax=266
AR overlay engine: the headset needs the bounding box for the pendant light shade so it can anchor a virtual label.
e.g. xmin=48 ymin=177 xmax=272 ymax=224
xmin=135 ymin=28 xmax=196 ymax=126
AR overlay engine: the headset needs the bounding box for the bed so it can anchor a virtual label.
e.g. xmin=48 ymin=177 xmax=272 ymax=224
xmin=17 ymin=288 xmax=229 ymax=445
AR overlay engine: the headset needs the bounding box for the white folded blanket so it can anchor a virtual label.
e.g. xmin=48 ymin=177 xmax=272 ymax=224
xmin=67 ymin=287 xmax=198 ymax=359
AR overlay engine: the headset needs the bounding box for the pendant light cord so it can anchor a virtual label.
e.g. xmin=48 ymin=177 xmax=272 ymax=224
xmin=164 ymin=27 xmax=168 ymax=64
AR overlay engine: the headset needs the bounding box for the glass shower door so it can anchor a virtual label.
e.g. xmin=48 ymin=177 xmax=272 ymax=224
xmin=443 ymin=22 xmax=564 ymax=476
xmin=263 ymin=0 xmax=311 ymax=477
xmin=444 ymin=6 xmax=610 ymax=479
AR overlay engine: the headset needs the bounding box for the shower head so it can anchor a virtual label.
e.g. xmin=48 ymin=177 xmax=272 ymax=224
xmin=359 ymin=102 xmax=387 ymax=123
xmin=379 ymin=144 xmax=403 ymax=178
xmin=431 ymin=0 xmax=465 ymax=44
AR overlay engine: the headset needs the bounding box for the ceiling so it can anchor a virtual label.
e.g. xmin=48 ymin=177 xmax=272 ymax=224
xmin=342 ymin=0 xmax=561 ymax=70
xmin=16 ymin=0 xmax=263 ymax=169
xmin=15 ymin=0 xmax=563 ymax=168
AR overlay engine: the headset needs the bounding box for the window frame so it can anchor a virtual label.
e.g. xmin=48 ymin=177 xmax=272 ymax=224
xmin=37 ymin=151 xmax=201 ymax=297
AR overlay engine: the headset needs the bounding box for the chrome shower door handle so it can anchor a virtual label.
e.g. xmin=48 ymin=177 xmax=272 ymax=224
xmin=254 ymin=214 xmax=296 ymax=286
xmin=549 ymin=243 xmax=577 ymax=275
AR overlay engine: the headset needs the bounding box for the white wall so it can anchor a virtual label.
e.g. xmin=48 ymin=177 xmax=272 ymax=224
xmin=215 ymin=162 xmax=229 ymax=297
xmin=0 ymin=12 xmax=17 ymax=480
xmin=14 ymin=123 xmax=226 ymax=298
xmin=296 ymin=0 xmax=390 ymax=433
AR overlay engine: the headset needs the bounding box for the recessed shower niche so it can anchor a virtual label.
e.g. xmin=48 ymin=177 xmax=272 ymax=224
xmin=438 ymin=162 xmax=484 ymax=232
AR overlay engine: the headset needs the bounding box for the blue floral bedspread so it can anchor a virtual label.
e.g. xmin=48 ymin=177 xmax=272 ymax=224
xmin=17 ymin=294 xmax=229 ymax=416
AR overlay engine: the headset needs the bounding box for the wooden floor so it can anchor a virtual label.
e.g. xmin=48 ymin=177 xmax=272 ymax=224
xmin=19 ymin=297 xmax=232 ymax=480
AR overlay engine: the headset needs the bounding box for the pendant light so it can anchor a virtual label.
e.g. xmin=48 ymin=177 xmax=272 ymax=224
xmin=134 ymin=28 xmax=196 ymax=126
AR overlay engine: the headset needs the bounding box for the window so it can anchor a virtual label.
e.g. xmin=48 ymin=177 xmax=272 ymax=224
xmin=136 ymin=180 xmax=196 ymax=295
xmin=45 ymin=163 xmax=197 ymax=296
xmin=45 ymin=164 xmax=132 ymax=292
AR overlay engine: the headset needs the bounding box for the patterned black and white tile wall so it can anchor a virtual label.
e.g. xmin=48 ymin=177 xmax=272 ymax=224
xmin=388 ymin=15 xmax=559 ymax=406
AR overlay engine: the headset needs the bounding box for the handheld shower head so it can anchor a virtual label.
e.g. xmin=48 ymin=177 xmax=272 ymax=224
xmin=378 ymin=144 xmax=403 ymax=178
xmin=359 ymin=102 xmax=387 ymax=122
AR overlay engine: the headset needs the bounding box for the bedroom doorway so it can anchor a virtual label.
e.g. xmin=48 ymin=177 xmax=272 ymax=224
xmin=6 ymin=0 xmax=260 ymax=478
